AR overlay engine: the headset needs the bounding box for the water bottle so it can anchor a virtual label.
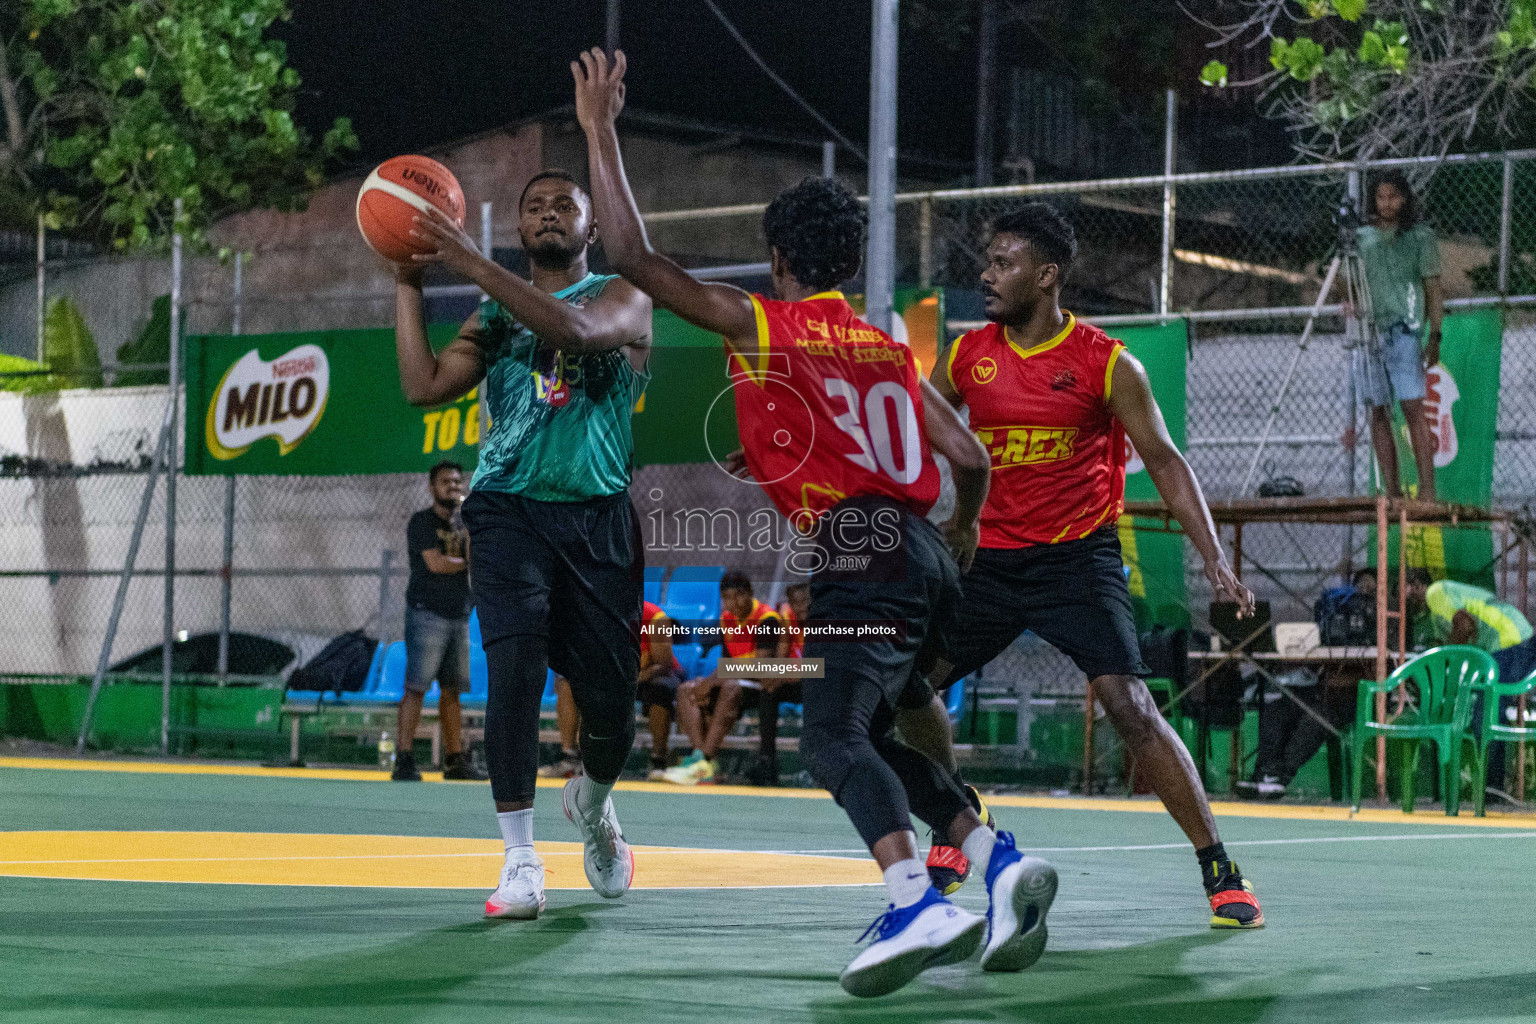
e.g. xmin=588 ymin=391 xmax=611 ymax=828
xmin=378 ymin=731 xmax=395 ymax=769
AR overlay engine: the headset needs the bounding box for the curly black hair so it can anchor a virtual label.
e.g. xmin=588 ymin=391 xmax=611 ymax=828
xmin=1366 ymin=170 xmax=1420 ymax=228
xmin=762 ymin=178 xmax=867 ymax=291
xmin=991 ymin=202 xmax=1077 ymax=275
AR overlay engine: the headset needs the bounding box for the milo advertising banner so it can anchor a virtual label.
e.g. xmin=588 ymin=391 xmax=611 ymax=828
xmin=186 ymin=290 xmax=945 ymax=475
xmin=185 ymin=324 xmax=473 ymax=476
xmin=1373 ymin=307 xmax=1504 ymax=588
xmin=1108 ymin=319 xmax=1189 ymax=629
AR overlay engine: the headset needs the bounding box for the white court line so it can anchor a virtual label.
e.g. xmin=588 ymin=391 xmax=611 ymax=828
xmin=760 ymin=831 xmax=1536 ymax=856
xmin=5 ymin=831 xmax=1533 ymax=867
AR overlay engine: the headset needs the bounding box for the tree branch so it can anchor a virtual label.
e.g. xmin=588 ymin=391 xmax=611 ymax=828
xmin=0 ymin=38 xmax=27 ymax=164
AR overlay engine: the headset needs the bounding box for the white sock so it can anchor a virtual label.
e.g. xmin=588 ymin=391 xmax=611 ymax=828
xmin=575 ymin=776 xmax=615 ymax=817
xmin=497 ymin=809 xmax=534 ymax=857
xmin=883 ymin=857 xmax=931 ymax=909
xmin=961 ymin=825 xmax=997 ymax=881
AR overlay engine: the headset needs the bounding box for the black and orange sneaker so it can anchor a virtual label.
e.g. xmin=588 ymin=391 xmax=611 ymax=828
xmin=926 ymin=785 xmax=998 ymax=895
xmin=1205 ymin=859 xmax=1264 ymax=929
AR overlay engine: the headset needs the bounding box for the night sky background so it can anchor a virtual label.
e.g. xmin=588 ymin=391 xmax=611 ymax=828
xmin=272 ymin=0 xmax=1286 ymax=181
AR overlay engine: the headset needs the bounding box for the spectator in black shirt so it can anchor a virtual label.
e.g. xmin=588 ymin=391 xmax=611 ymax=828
xmin=396 ymin=461 xmax=486 ymax=782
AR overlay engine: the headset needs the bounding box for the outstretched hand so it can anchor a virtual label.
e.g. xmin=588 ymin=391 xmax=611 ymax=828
xmin=408 ymin=204 xmax=483 ymax=279
xmin=572 ymin=47 xmax=627 ymax=132
xmin=1205 ymin=559 xmax=1256 ymax=618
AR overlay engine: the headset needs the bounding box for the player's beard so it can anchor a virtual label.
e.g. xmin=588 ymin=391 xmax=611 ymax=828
xmin=986 ymin=288 xmax=1036 ymax=327
xmin=523 ymin=229 xmax=587 ymax=271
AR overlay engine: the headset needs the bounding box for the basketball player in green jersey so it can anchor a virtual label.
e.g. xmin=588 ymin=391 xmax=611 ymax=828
xmin=395 ymin=169 xmax=651 ymax=920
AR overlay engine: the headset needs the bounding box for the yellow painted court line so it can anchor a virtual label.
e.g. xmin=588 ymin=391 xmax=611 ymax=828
xmin=0 ymin=831 xmax=882 ymax=889
xmin=7 ymin=755 xmax=1536 ymax=829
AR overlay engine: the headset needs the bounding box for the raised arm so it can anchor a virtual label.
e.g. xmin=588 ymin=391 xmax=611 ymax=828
xmin=1108 ymin=349 xmax=1254 ymax=615
xmin=572 ymin=48 xmax=759 ymax=350
xmin=920 ymin=377 xmax=989 ymax=571
xmin=407 ymin=204 xmax=651 ymax=358
xmin=394 ymin=264 xmax=486 ymax=407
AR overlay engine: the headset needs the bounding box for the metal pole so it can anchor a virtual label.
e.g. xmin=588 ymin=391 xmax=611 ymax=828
xmin=378 ymin=549 xmax=394 ymax=645
xmin=36 ymin=214 xmax=45 ymax=363
xmin=217 ymin=253 xmax=241 ymax=683
xmin=1499 ymin=154 xmax=1514 ymax=296
xmin=822 ymin=140 xmax=836 ymax=179
xmin=1375 ymin=495 xmax=1389 ymax=804
xmin=76 ymin=423 xmax=171 ymax=751
xmin=605 ymin=0 xmax=620 ymax=54
xmin=162 ymin=198 xmax=182 ymax=756
xmin=919 ymin=197 xmax=934 ymax=289
xmin=1159 ymin=90 xmax=1176 ymax=316
xmin=974 ymin=0 xmax=997 ymax=188
xmin=480 ymin=200 xmax=493 ymax=302
xmin=866 ymin=0 xmax=899 ymax=335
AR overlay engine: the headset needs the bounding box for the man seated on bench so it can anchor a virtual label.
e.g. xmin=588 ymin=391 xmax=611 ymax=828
xmin=1238 ymin=569 xmax=1377 ymax=800
xmin=663 ymin=571 xmax=786 ymax=786
xmin=637 ymin=601 xmax=686 ymax=779
xmin=1426 ymin=576 xmax=1536 ymax=797
xmin=746 ymin=582 xmax=810 ymax=786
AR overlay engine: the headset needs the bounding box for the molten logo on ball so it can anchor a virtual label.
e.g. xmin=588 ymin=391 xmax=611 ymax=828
xmin=205 ymin=345 xmax=330 ymax=460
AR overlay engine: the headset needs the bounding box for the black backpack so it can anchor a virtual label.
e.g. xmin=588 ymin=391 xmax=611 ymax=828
xmin=288 ymin=630 xmax=377 ymax=693
xmin=1314 ymin=586 xmax=1375 ymax=646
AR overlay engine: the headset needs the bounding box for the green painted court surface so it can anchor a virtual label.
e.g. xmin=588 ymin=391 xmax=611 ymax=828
xmin=2 ymin=764 xmax=1535 ymax=1024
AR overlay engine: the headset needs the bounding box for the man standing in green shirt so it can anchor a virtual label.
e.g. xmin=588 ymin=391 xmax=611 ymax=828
xmin=1354 ymin=171 xmax=1445 ymax=501
xmin=395 ymin=169 xmax=652 ymax=921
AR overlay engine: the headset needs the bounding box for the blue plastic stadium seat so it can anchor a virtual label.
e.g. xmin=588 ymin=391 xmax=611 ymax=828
xmin=660 ymin=602 xmax=709 ymax=644
xmin=540 ymin=669 xmax=558 ymax=710
xmin=468 ymin=608 xmax=483 ymax=647
xmin=360 ymin=641 xmax=408 ymax=703
xmin=946 ymin=676 xmax=968 ymax=721
xmin=665 ymin=567 xmax=726 ymax=620
xmin=672 ymin=642 xmax=703 ymax=678
xmin=695 ymin=644 xmax=721 ymax=680
xmin=644 ymin=566 xmax=667 ymax=605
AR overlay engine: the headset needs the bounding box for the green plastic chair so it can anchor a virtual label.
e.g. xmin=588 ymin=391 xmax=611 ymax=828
xmin=1349 ymin=645 xmax=1495 ymax=816
xmin=1470 ymin=665 xmax=1536 ymax=816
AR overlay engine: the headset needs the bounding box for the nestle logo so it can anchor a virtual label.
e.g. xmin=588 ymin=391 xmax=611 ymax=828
xmin=1051 ymin=369 xmax=1076 ymax=391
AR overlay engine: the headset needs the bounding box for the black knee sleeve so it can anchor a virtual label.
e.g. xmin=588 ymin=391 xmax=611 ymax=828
xmin=483 ymin=634 xmax=548 ymax=804
xmin=801 ymin=720 xmax=913 ymax=848
xmin=568 ymin=677 xmax=637 ymax=785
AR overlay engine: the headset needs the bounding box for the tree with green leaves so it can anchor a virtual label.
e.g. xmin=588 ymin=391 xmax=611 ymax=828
xmin=1195 ymin=0 xmax=1536 ymax=159
xmin=0 ymin=0 xmax=356 ymax=250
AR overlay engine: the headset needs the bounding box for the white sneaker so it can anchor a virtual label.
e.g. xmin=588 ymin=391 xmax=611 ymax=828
xmin=562 ymin=775 xmax=634 ymax=899
xmin=839 ymin=887 xmax=985 ymax=998
xmin=1256 ymin=776 xmax=1287 ymax=800
xmin=979 ymin=832 xmax=1057 ymax=972
xmin=484 ymin=850 xmax=545 ymax=919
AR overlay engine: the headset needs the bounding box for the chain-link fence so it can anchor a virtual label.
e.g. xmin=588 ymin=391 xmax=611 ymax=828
xmin=2 ymin=149 xmax=1534 ymax=779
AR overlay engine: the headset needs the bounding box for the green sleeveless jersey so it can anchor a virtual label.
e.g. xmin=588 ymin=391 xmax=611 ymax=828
xmin=470 ymin=273 xmax=648 ymax=501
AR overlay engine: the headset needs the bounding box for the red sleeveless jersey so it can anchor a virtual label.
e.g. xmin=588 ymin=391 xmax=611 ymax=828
xmin=945 ymin=314 xmax=1127 ymax=549
xmin=731 ymin=292 xmax=941 ymax=524
xmin=640 ymin=601 xmax=681 ymax=674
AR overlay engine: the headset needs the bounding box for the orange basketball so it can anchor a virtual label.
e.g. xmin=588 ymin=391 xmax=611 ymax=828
xmin=355 ymin=155 xmax=466 ymax=264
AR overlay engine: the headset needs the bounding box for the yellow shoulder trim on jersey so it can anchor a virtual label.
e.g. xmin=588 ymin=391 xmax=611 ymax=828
xmin=1104 ymin=342 xmax=1125 ymax=401
xmin=945 ymin=332 xmax=968 ymax=390
xmin=807 ymin=290 xmax=847 ymax=302
xmin=1004 ymin=312 xmax=1076 ymax=364
xmin=731 ymin=295 xmax=773 ymax=386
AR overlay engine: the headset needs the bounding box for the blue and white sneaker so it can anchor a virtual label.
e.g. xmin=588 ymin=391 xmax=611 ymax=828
xmin=839 ymin=886 xmax=985 ymax=998
xmin=979 ymin=831 xmax=1057 ymax=972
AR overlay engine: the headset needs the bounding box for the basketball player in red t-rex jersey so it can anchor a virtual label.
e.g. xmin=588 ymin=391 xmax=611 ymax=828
xmin=574 ymin=49 xmax=1057 ymax=997
xmin=900 ymin=203 xmax=1264 ymax=929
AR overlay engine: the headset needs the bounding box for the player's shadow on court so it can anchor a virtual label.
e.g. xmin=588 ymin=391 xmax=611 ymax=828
xmin=1 ymin=903 xmax=610 ymax=1015
xmin=807 ymin=931 xmax=1536 ymax=1024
